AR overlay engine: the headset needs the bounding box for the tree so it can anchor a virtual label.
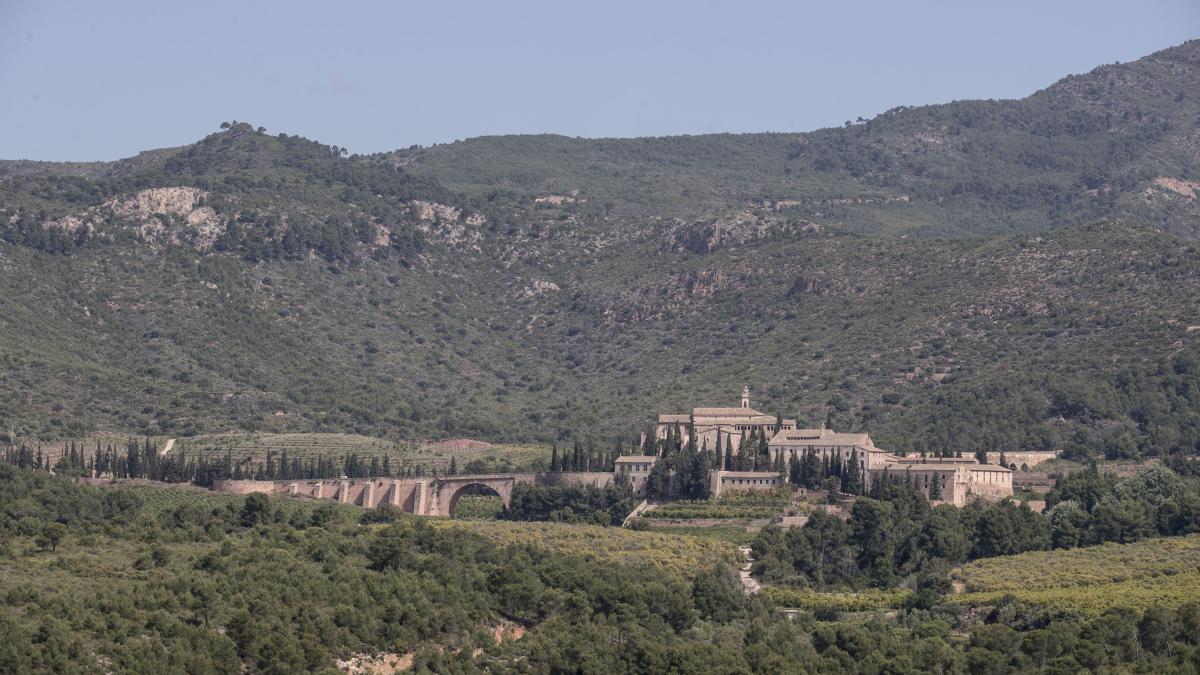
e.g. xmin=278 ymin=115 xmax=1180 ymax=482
xmin=928 ymin=472 xmax=942 ymax=501
xmin=1138 ymin=607 xmax=1175 ymax=656
xmin=36 ymin=522 xmax=66 ymax=552
xmin=1046 ymin=500 xmax=1087 ymax=548
xmin=550 ymin=444 xmax=559 ymax=472
xmin=240 ymin=492 xmax=270 ymax=527
xmin=909 ymin=560 xmax=952 ymax=610
xmin=191 ymin=582 xmax=216 ymax=627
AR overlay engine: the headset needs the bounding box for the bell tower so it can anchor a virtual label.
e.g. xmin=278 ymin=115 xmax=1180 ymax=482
xmin=740 ymin=384 xmax=750 ymax=409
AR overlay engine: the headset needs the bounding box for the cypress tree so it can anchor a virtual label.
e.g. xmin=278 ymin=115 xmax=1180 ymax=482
xmin=550 ymin=444 xmax=559 ymax=472
xmin=929 ymin=472 xmax=942 ymax=500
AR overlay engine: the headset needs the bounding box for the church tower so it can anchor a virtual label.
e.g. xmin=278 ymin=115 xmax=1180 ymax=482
xmin=741 ymin=384 xmax=750 ymax=409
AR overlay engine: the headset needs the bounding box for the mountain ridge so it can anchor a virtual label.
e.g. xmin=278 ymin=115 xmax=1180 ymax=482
xmin=0 ymin=42 xmax=1198 ymax=461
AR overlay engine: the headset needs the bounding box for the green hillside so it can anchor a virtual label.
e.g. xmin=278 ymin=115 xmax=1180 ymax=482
xmin=391 ymin=39 xmax=1200 ymax=238
xmin=0 ymin=42 xmax=1199 ymax=460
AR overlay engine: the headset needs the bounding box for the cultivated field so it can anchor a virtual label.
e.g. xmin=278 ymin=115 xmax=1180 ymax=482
xmin=170 ymin=433 xmax=552 ymax=473
xmin=434 ymin=519 xmax=740 ymax=575
xmin=951 ymin=535 xmax=1200 ymax=616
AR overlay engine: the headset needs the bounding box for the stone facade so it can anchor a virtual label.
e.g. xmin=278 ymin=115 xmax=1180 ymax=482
xmin=710 ymin=470 xmax=785 ymax=498
xmin=984 ymin=450 xmax=1059 ymax=471
xmin=614 ymin=455 xmax=657 ymax=496
xmin=654 ymin=387 xmax=1014 ymax=506
xmin=766 ymin=428 xmax=1013 ymax=506
xmin=657 ymin=385 xmax=797 ymax=455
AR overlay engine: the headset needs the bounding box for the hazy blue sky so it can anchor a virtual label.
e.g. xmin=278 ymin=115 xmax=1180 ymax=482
xmin=1 ymin=1 xmax=1196 ymax=161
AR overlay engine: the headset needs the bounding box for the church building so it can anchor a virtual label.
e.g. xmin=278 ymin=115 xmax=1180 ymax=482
xmin=656 ymin=385 xmax=797 ymax=455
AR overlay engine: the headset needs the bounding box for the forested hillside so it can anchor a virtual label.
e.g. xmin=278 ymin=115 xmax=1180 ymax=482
xmin=1 ymin=41 xmax=1199 ymax=460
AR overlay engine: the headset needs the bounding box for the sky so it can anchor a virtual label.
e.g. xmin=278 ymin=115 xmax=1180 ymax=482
xmin=1 ymin=0 xmax=1197 ymax=161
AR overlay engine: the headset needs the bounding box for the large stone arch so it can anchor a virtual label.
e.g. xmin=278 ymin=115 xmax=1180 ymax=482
xmin=427 ymin=476 xmax=516 ymax=517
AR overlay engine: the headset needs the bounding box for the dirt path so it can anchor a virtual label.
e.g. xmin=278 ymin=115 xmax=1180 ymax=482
xmin=738 ymin=546 xmax=762 ymax=595
xmin=159 ymin=438 xmax=176 ymax=457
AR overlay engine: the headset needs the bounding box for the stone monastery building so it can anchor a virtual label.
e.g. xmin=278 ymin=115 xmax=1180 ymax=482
xmin=653 ymin=387 xmax=1012 ymax=505
xmin=656 ymin=385 xmax=796 ymax=454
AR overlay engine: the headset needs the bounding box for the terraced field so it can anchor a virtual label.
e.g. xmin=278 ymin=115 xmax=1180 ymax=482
xmin=170 ymin=433 xmax=552 ymax=473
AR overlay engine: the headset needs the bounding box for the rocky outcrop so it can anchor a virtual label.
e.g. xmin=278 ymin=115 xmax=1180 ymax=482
xmin=667 ymin=210 xmax=822 ymax=254
xmin=45 ymin=186 xmax=227 ymax=251
xmin=410 ymin=199 xmax=485 ymax=248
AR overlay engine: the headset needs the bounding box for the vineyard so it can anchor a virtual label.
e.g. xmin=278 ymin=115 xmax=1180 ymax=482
xmin=634 ymin=523 xmax=760 ymax=546
xmin=433 ymin=520 xmax=739 ymax=575
xmin=954 ymin=571 xmax=1200 ymax=617
xmin=947 ymin=534 xmax=1200 ymax=616
xmin=642 ymin=491 xmax=791 ymax=520
xmin=955 ymin=534 xmax=1200 ymax=593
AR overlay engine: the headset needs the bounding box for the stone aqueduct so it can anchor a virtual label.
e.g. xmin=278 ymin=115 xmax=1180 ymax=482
xmin=212 ymin=472 xmax=615 ymax=517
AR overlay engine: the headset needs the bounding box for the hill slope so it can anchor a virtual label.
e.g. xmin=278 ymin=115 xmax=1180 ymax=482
xmin=1 ymin=42 xmax=1199 ymax=460
xmin=390 ymin=39 xmax=1200 ymax=238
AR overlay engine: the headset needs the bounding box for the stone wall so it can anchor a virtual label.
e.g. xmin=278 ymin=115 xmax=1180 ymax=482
xmin=984 ymin=451 xmax=1058 ymax=470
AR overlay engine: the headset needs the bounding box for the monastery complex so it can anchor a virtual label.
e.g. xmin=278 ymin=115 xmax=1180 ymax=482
xmin=639 ymin=386 xmax=1018 ymax=506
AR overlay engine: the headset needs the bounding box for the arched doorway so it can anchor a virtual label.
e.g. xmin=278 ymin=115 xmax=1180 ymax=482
xmin=449 ymin=483 xmax=505 ymax=519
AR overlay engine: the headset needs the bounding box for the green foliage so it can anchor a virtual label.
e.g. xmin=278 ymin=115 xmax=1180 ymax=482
xmin=4 ymin=467 xmax=1200 ymax=672
xmin=452 ymin=494 xmax=505 ymax=520
xmin=504 ymin=482 xmax=635 ymax=526
xmin=756 ymin=462 xmax=1200 ymax=602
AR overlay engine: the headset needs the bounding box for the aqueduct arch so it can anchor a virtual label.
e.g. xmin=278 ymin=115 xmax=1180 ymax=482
xmin=425 ymin=475 xmax=519 ymax=517
xmin=213 ymin=471 xmax=609 ymax=516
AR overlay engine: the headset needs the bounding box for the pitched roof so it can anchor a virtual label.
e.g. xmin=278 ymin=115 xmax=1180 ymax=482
xmin=615 ymin=455 xmax=657 ymax=464
xmin=769 ymin=428 xmax=874 ymax=448
xmin=693 ymin=406 xmax=773 ymax=418
xmin=718 ymin=471 xmax=785 ymax=478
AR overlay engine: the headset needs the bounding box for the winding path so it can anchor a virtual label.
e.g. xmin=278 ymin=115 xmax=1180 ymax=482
xmin=738 ymin=546 xmax=762 ymax=595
